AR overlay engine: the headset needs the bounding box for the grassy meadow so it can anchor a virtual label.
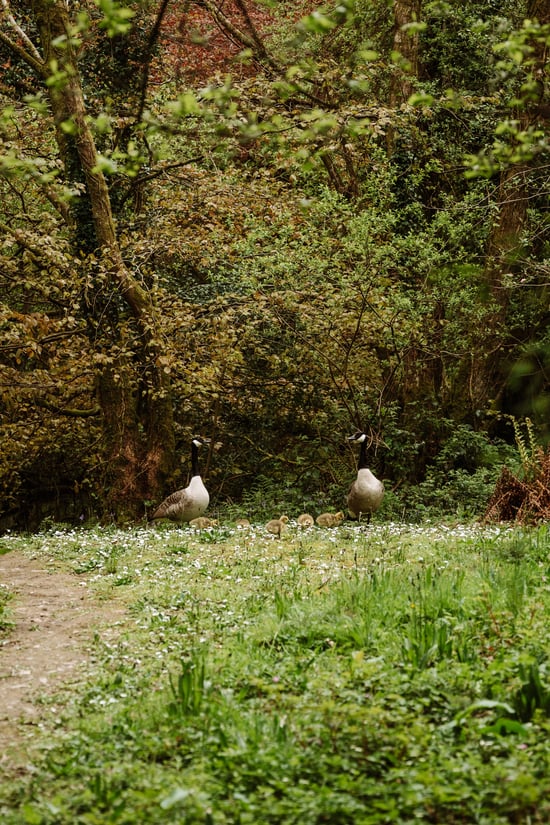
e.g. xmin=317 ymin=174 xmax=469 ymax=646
xmin=1 ymin=519 xmax=550 ymax=824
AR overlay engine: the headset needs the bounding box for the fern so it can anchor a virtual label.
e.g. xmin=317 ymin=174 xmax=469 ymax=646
xmin=505 ymin=415 xmax=541 ymax=480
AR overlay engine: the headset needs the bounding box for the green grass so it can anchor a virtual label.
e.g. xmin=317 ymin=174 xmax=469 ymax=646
xmin=1 ymin=520 xmax=550 ymax=824
xmin=0 ymin=581 xmax=13 ymax=635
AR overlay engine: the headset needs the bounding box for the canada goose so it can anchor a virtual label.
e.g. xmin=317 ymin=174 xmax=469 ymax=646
xmin=189 ymin=517 xmax=218 ymax=529
xmin=347 ymin=431 xmax=384 ymax=522
xmin=266 ymin=515 xmax=289 ymax=538
xmin=152 ymin=437 xmax=210 ymax=523
xmin=235 ymin=518 xmax=251 ymax=528
xmin=316 ymin=511 xmax=344 ymax=528
xmin=297 ymin=513 xmax=314 ymax=529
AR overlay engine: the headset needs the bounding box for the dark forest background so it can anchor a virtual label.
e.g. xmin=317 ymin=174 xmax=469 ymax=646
xmin=0 ymin=0 xmax=548 ymax=529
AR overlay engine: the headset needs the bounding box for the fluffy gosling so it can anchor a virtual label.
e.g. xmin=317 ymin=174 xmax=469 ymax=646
xmin=265 ymin=515 xmax=289 ymax=538
xmin=316 ymin=511 xmax=344 ymax=528
xmin=189 ymin=517 xmax=218 ymax=529
xmin=297 ymin=513 xmax=314 ymax=529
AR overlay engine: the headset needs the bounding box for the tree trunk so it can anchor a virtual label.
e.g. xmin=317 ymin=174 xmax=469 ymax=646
xmin=390 ymin=0 xmax=422 ymax=106
xmin=386 ymin=0 xmax=422 ymax=154
xmin=29 ymin=0 xmax=175 ymax=518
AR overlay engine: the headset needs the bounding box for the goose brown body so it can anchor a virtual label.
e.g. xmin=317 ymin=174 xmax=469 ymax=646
xmin=152 ymin=438 xmax=210 ymax=523
xmin=347 ymin=432 xmax=384 ymax=522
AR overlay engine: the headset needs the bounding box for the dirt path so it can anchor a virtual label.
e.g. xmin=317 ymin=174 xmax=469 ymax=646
xmin=0 ymin=551 xmax=125 ymax=772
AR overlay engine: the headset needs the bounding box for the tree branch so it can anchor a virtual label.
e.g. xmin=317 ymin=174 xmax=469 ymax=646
xmin=0 ymin=0 xmax=45 ymax=73
xmin=35 ymin=398 xmax=100 ymax=417
xmin=195 ymin=0 xmax=280 ymax=73
xmin=0 ymin=221 xmax=72 ymax=272
xmin=134 ymin=0 xmax=171 ymax=125
xmin=0 ymin=327 xmax=88 ymax=356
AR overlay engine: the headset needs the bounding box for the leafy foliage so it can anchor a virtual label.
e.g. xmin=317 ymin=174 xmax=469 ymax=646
xmin=0 ymin=582 xmax=13 ymax=635
xmin=1 ymin=0 xmax=549 ymax=526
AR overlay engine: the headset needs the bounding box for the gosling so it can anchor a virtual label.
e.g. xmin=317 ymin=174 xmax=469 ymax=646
xmin=316 ymin=511 xmax=344 ymax=528
xmin=266 ymin=515 xmax=289 ymax=538
xmin=189 ymin=517 xmax=218 ymax=529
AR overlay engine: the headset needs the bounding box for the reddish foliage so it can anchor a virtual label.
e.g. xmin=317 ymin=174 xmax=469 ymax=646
xmin=151 ymin=0 xmax=314 ymax=85
xmin=483 ymin=450 xmax=550 ymax=524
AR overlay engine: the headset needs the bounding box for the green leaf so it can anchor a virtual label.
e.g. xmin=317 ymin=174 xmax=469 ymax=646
xmin=93 ymin=154 xmax=118 ymax=174
xmin=357 ymin=49 xmax=379 ymax=62
xmin=160 ymin=788 xmax=192 ymax=809
xmin=401 ymin=21 xmax=427 ymax=34
xmin=408 ymin=92 xmax=434 ymax=107
xmin=22 ymin=804 xmax=43 ymax=824
xmin=456 ymin=699 xmax=516 ymax=722
xmin=96 ymin=0 xmax=135 ymax=37
xmin=299 ymin=11 xmax=338 ymax=33
xmin=166 ymin=93 xmax=202 ymax=117
xmin=482 ymin=717 xmax=528 ymax=737
xmin=93 ymin=113 xmax=112 ymax=134
xmin=59 ymin=118 xmax=77 ymax=135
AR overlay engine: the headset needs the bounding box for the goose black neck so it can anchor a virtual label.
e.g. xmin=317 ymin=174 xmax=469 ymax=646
xmin=191 ymin=441 xmax=200 ymax=477
xmin=358 ymin=438 xmax=368 ymax=470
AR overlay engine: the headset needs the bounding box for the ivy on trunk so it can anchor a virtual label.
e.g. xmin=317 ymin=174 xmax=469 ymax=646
xmin=5 ymin=0 xmax=176 ymax=519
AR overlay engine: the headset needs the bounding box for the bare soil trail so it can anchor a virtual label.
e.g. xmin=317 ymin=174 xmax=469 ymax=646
xmin=0 ymin=551 xmax=125 ymax=772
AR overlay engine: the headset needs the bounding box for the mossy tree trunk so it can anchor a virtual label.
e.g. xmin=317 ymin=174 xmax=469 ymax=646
xmin=390 ymin=0 xmax=422 ymax=106
xmin=26 ymin=0 xmax=175 ymax=518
